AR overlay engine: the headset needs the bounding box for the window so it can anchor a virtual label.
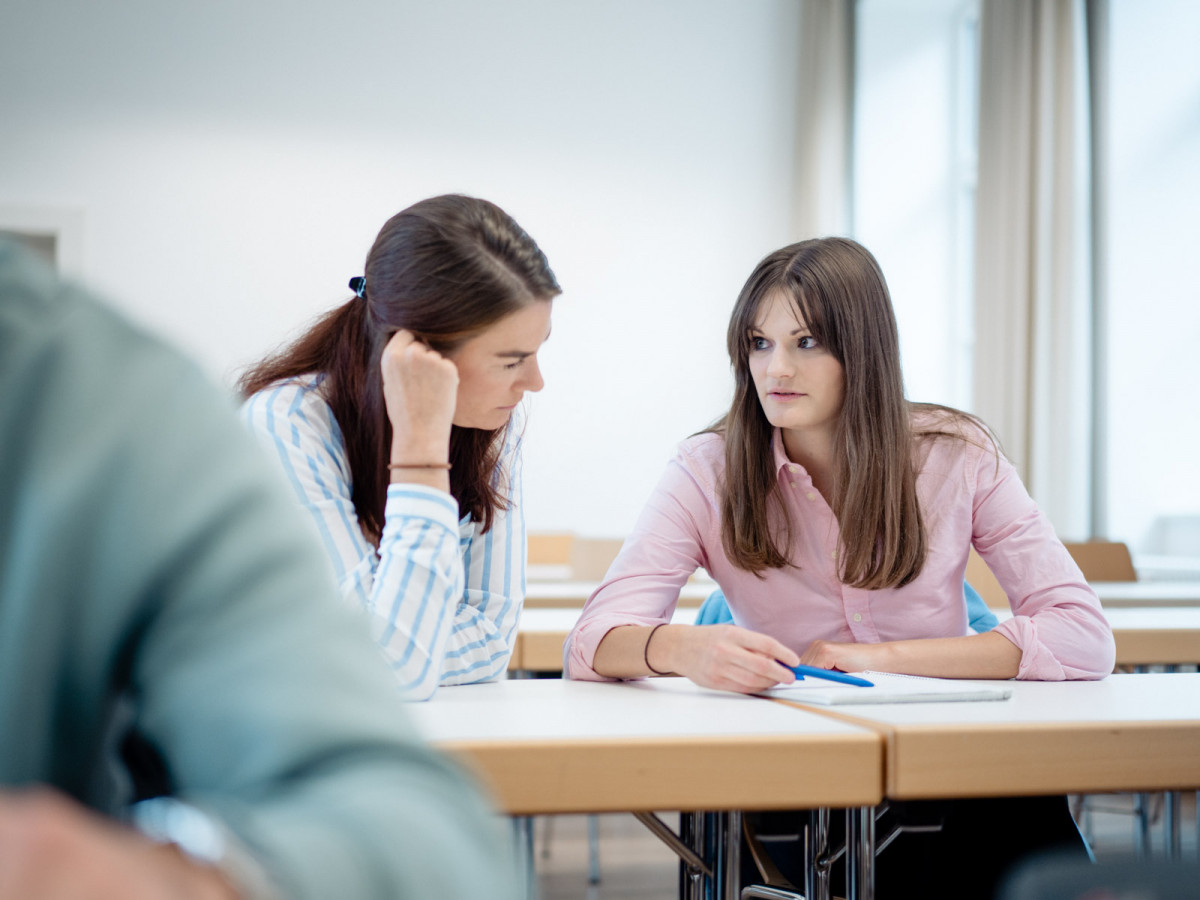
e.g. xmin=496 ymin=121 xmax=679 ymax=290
xmin=1102 ymin=0 xmax=1200 ymax=577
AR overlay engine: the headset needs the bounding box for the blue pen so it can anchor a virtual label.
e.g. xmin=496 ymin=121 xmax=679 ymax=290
xmin=785 ymin=664 xmax=874 ymax=688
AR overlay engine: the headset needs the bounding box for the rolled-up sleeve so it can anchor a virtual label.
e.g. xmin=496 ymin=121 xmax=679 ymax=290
xmin=970 ymin=443 xmax=1116 ymax=680
xmin=564 ymin=449 xmax=713 ymax=680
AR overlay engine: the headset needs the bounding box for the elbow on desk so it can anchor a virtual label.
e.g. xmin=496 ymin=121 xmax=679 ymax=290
xmin=1001 ymin=612 xmax=1116 ymax=681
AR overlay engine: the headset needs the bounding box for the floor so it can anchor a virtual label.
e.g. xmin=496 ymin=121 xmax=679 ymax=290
xmin=536 ymin=794 xmax=1199 ymax=899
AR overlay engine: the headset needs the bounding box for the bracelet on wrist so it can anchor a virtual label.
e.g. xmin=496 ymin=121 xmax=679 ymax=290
xmin=387 ymin=462 xmax=452 ymax=470
xmin=644 ymin=623 xmax=671 ymax=676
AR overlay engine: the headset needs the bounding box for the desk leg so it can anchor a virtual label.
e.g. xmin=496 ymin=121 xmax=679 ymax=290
xmin=720 ymin=810 xmax=742 ymax=900
xmin=679 ymin=812 xmax=710 ymax=900
xmin=511 ymin=816 xmax=536 ymax=900
xmin=845 ymin=806 xmax=875 ymax=900
xmin=1165 ymin=791 xmax=1183 ymax=859
xmin=1135 ymin=793 xmax=1152 ymax=857
xmin=804 ymin=808 xmax=832 ymax=900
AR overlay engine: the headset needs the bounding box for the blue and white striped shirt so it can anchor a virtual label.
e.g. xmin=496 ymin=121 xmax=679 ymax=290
xmin=242 ymin=374 xmax=525 ymax=700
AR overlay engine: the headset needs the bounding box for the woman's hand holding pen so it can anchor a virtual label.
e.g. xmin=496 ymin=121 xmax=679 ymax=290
xmin=381 ymin=330 xmax=457 ymax=490
xmin=655 ymin=624 xmax=800 ymax=694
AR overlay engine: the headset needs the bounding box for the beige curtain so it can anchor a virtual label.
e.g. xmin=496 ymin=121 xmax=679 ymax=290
xmin=791 ymin=0 xmax=855 ymax=240
xmin=973 ymin=0 xmax=1092 ymax=538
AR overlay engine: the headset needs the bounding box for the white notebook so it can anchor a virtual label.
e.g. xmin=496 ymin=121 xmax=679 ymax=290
xmin=763 ymin=671 xmax=1013 ymax=705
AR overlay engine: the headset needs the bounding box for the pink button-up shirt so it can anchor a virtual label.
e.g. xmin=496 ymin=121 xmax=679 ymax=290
xmin=565 ymin=425 xmax=1115 ymax=682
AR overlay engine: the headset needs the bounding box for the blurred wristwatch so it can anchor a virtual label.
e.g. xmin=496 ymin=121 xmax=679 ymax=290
xmin=131 ymin=797 xmax=279 ymax=900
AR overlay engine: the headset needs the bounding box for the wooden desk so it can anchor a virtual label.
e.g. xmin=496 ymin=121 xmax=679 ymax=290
xmin=776 ymin=673 xmax=1200 ymax=802
xmin=522 ymin=579 xmax=715 ymax=609
xmin=515 ymin=606 xmax=1200 ymax=672
xmin=1093 ymin=580 xmax=1200 ymax=607
xmin=410 ymin=678 xmax=882 ymax=900
xmin=1103 ymin=607 xmax=1200 ymax=666
xmin=409 ymin=677 xmax=882 ymax=815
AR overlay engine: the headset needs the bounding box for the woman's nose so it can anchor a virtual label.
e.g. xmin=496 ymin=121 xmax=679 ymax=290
xmin=766 ymin=347 xmax=792 ymax=378
xmin=521 ymin=357 xmax=545 ymax=393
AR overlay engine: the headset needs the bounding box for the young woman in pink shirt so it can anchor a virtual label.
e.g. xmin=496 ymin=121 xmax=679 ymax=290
xmin=565 ymin=236 xmax=1113 ymax=897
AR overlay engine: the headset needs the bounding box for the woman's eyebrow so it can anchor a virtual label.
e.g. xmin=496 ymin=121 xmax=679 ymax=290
xmin=495 ymin=326 xmax=551 ymax=358
xmin=749 ymin=325 xmax=809 ymax=335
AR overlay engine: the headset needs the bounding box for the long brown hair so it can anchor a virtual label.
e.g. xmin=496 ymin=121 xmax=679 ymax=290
xmin=713 ymin=237 xmax=979 ymax=589
xmin=239 ymin=194 xmax=560 ymax=542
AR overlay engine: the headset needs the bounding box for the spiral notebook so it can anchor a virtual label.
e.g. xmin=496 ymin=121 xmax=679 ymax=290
xmin=763 ymin=670 xmax=1013 ymax=705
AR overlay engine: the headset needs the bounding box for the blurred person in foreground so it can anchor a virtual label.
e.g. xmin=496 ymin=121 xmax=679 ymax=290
xmin=0 ymin=239 xmax=520 ymax=900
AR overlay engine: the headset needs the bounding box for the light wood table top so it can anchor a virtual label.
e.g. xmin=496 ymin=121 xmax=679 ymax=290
xmin=522 ymin=579 xmax=715 ymax=609
xmin=407 ymin=677 xmax=883 ymax=816
xmin=778 ymin=673 xmax=1200 ymax=801
xmin=1092 ymin=580 xmax=1200 ymax=607
xmin=1102 ymin=607 xmax=1200 ymax=665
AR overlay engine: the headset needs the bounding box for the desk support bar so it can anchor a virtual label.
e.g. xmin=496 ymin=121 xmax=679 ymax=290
xmin=633 ymin=812 xmax=713 ymax=878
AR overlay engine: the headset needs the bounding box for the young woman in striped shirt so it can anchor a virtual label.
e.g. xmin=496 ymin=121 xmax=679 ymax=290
xmin=241 ymin=194 xmax=558 ymax=700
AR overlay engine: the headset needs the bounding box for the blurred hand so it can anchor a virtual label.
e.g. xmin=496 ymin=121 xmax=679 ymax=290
xmin=0 ymin=788 xmax=239 ymax=900
xmin=380 ymin=330 xmax=458 ymax=461
xmin=662 ymin=624 xmax=800 ymax=694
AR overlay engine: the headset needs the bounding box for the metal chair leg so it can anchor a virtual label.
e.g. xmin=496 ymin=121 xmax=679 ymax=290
xmin=586 ymin=814 xmax=601 ymax=884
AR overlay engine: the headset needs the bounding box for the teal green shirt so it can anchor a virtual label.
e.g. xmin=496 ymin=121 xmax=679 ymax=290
xmin=0 ymin=241 xmax=519 ymax=899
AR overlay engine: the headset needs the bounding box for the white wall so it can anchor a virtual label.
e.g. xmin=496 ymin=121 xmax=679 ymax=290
xmin=0 ymin=0 xmax=803 ymax=538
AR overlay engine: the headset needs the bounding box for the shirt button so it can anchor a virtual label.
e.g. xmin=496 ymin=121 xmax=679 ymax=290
xmin=806 ymin=492 xmax=816 ymax=501
xmin=853 ymin=613 xmax=862 ymax=623
xmin=789 ymin=465 xmax=800 ymax=473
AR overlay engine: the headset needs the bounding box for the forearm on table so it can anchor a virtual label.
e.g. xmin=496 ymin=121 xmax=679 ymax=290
xmin=591 ymin=624 xmax=666 ymax=679
xmin=440 ymin=600 xmax=521 ymax=683
xmin=872 ymin=631 xmax=1022 ymax=679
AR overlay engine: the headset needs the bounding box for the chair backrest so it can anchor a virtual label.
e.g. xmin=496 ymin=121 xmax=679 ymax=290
xmin=1001 ymin=853 xmax=1200 ymax=900
xmin=966 ymin=548 xmax=1010 ymax=609
xmin=527 ymin=532 xmax=574 ymax=566
xmin=568 ymin=537 xmax=626 ymax=581
xmin=1062 ymin=540 xmax=1137 ymax=582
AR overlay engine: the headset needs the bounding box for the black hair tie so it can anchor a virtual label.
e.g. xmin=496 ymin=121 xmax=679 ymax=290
xmin=348 ymin=276 xmax=367 ymax=299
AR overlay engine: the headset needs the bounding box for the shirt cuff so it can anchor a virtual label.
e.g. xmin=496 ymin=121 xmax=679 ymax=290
xmin=383 ymin=483 xmax=461 ymax=537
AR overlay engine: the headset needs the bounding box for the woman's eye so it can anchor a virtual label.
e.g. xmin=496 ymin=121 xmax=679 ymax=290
xmin=504 ymin=360 xmax=523 ymax=370
xmin=750 ymin=336 xmax=769 ymax=351
xmin=798 ymin=335 xmax=819 ymax=349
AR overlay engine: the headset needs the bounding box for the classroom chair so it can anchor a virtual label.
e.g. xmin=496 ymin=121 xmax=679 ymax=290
xmin=527 ymin=531 xmax=575 ymax=566
xmin=697 ymin=583 xmax=998 ymax=633
xmin=567 ymin=536 xmax=626 ymax=581
xmin=1062 ymin=539 xmax=1137 ymax=582
xmin=967 ymin=539 xmax=1138 ymax=610
xmin=1000 ymin=852 xmax=1200 ymax=900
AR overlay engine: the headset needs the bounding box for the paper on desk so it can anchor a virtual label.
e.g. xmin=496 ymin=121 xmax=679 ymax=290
xmin=764 ymin=671 xmax=1013 ymax=705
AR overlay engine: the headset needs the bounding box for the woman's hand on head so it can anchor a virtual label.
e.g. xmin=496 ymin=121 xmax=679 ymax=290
xmin=381 ymin=330 xmax=459 ymax=457
xmin=662 ymin=624 xmax=799 ymax=694
xmin=798 ymin=639 xmax=890 ymax=675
